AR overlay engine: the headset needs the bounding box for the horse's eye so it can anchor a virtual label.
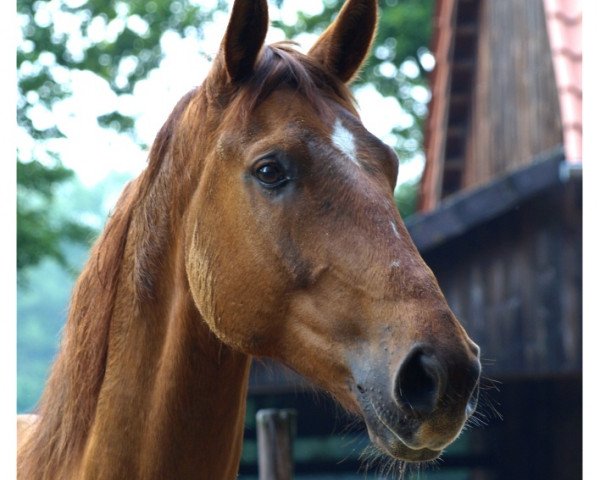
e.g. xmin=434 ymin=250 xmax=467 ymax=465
xmin=254 ymin=161 xmax=288 ymax=188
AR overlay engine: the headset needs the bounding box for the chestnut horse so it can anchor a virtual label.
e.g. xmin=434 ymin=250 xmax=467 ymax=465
xmin=17 ymin=0 xmax=481 ymax=478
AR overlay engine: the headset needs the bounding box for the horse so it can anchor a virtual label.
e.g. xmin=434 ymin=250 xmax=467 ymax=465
xmin=17 ymin=0 xmax=481 ymax=478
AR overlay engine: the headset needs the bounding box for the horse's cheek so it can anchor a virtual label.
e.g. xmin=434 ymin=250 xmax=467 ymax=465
xmin=183 ymin=227 xmax=261 ymax=350
xmin=184 ymin=226 xmax=218 ymax=330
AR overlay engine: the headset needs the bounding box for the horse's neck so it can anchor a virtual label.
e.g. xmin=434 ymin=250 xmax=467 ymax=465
xmin=77 ymin=201 xmax=251 ymax=479
xmin=20 ymin=99 xmax=254 ymax=478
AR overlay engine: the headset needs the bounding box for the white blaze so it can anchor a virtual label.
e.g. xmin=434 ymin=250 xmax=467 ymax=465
xmin=331 ymin=118 xmax=359 ymax=166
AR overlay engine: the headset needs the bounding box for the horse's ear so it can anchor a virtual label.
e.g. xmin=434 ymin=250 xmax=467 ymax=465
xmin=221 ymin=0 xmax=269 ymax=82
xmin=308 ymin=0 xmax=378 ymax=83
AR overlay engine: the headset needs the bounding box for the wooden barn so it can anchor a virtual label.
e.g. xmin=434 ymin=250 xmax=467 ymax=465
xmin=240 ymin=0 xmax=583 ymax=478
xmin=412 ymin=0 xmax=582 ymax=477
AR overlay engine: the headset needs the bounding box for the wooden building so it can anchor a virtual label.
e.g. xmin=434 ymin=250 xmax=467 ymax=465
xmin=421 ymin=0 xmax=581 ymax=206
xmin=242 ymin=0 xmax=582 ymax=478
xmin=410 ymin=0 xmax=582 ymax=478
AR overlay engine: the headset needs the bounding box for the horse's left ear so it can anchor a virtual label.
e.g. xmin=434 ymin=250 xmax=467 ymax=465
xmin=222 ymin=0 xmax=269 ymax=82
xmin=308 ymin=0 xmax=378 ymax=83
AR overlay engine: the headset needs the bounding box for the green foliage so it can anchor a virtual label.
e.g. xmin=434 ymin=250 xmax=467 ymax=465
xmin=17 ymin=0 xmax=226 ymax=275
xmin=17 ymin=160 xmax=95 ymax=275
xmin=17 ymin=0 xmax=225 ymax=133
xmin=97 ymin=111 xmax=135 ymax=132
xmin=394 ymin=178 xmax=419 ymax=218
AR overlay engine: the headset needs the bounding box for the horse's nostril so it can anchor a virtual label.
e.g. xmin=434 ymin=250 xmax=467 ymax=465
xmin=394 ymin=347 xmax=445 ymax=416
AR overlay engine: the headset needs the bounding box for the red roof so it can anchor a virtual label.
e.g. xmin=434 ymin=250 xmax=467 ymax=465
xmin=543 ymin=0 xmax=582 ymax=163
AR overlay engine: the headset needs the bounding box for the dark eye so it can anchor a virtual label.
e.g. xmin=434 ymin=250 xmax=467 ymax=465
xmin=253 ymin=160 xmax=288 ymax=188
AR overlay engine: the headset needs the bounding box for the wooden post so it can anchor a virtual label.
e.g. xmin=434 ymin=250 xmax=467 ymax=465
xmin=256 ymin=408 xmax=296 ymax=480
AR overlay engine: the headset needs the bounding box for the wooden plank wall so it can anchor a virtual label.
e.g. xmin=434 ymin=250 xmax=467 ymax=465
xmin=422 ymin=183 xmax=581 ymax=376
xmin=464 ymin=0 xmax=564 ymax=188
xmin=421 ymin=0 xmax=458 ymax=211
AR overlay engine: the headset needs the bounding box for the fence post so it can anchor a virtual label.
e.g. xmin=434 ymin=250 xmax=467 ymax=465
xmin=256 ymin=408 xmax=297 ymax=480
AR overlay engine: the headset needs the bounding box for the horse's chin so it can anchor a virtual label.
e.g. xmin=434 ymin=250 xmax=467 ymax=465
xmin=357 ymin=397 xmax=446 ymax=463
xmin=365 ymin=422 xmax=443 ymax=463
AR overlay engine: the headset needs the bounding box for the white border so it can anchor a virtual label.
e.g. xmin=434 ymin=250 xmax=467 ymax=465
xmin=1 ymin=0 xmax=17 ymax=477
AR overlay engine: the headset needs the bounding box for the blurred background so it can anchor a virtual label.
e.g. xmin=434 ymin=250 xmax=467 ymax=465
xmin=17 ymin=0 xmax=582 ymax=478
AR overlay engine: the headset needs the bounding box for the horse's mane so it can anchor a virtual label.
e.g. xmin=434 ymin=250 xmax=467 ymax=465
xmin=235 ymin=42 xmax=356 ymax=116
xmin=18 ymin=186 xmax=136 ymax=477
xmin=18 ymin=42 xmax=353 ymax=478
xmin=17 ymin=92 xmax=194 ymax=477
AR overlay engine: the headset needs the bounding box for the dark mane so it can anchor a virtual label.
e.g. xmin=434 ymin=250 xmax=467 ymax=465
xmin=233 ymin=42 xmax=357 ymax=116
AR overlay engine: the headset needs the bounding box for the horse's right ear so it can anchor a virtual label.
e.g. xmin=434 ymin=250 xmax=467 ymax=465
xmin=221 ymin=0 xmax=269 ymax=83
xmin=308 ymin=0 xmax=377 ymax=83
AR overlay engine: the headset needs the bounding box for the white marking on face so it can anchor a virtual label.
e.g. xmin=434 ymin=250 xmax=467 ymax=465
xmin=331 ymin=118 xmax=359 ymax=166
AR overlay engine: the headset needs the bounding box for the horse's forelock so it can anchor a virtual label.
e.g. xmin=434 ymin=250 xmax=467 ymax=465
xmin=229 ymin=42 xmax=356 ymax=118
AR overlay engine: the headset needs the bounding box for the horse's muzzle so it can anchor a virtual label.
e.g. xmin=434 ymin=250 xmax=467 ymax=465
xmin=353 ymin=342 xmax=481 ymax=462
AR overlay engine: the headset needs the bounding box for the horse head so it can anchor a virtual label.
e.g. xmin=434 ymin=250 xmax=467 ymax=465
xmin=183 ymin=0 xmax=481 ymax=462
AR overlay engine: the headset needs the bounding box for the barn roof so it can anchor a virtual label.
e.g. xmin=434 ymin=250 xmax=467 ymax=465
xmin=408 ymin=146 xmax=566 ymax=252
xmin=420 ymin=0 xmax=582 ymax=212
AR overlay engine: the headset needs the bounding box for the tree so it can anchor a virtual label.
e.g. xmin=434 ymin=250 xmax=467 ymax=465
xmin=16 ymin=159 xmax=93 ymax=273
xmin=17 ymin=0 xmax=227 ymax=275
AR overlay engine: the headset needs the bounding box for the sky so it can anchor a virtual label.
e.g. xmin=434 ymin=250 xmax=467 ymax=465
xmin=17 ymin=0 xmax=429 ymax=192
